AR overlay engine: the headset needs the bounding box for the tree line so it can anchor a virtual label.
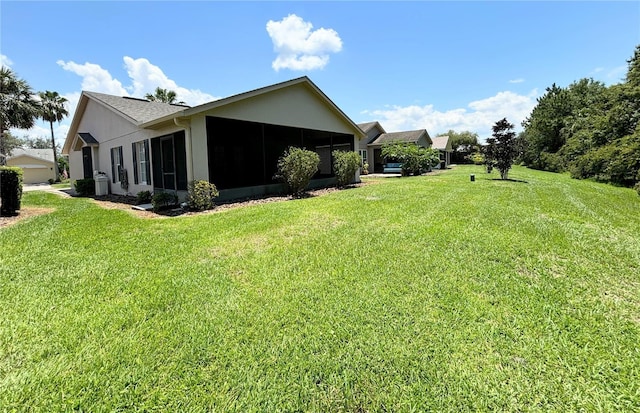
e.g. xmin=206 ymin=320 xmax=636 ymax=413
xmin=520 ymin=45 xmax=640 ymax=191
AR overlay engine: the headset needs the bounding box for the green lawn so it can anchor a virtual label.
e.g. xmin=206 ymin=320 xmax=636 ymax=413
xmin=1 ymin=165 xmax=639 ymax=411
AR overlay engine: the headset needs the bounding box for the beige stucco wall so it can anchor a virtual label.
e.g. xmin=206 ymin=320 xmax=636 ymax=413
xmin=203 ymin=83 xmax=357 ymax=135
xmin=7 ymin=155 xmax=55 ymax=184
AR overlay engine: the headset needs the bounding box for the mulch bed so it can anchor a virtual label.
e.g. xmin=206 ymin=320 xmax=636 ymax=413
xmin=87 ymin=183 xmax=367 ymax=218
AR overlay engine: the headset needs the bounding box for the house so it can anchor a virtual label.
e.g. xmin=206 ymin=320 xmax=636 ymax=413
xmin=62 ymin=77 xmax=366 ymax=201
xmin=431 ymin=135 xmax=453 ymax=168
xmin=356 ymin=121 xmax=386 ymax=172
xmin=6 ymin=148 xmax=56 ymax=184
xmin=366 ymin=129 xmax=432 ymax=173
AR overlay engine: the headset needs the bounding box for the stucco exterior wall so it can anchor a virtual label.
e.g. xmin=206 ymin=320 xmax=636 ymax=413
xmin=203 ymin=83 xmax=356 ymax=136
xmin=7 ymin=155 xmax=55 ymax=184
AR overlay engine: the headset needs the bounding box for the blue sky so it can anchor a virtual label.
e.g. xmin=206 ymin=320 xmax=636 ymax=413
xmin=2 ymin=1 xmax=639 ymax=144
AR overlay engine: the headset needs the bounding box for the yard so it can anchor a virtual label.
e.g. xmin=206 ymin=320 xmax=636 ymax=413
xmin=1 ymin=165 xmax=639 ymax=411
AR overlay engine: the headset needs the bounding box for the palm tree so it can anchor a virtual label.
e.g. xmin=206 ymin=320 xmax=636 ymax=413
xmin=38 ymin=91 xmax=68 ymax=180
xmin=144 ymin=87 xmax=185 ymax=104
xmin=0 ymin=67 xmax=40 ymax=163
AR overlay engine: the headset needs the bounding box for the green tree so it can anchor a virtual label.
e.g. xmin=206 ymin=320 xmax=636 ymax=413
xmin=439 ymin=130 xmax=479 ymax=163
xmin=145 ymin=87 xmax=185 ymax=105
xmin=38 ymin=91 xmax=68 ymax=181
xmin=490 ymin=118 xmax=518 ymax=180
xmin=0 ymin=131 xmax=26 ymax=155
xmin=0 ymin=67 xmax=40 ymax=162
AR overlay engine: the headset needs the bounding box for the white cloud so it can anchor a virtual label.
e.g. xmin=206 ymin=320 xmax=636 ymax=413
xmin=57 ymin=60 xmax=129 ymax=96
xmin=123 ymin=57 xmax=217 ymax=105
xmin=1 ymin=54 xmax=13 ymax=67
xmin=606 ymin=65 xmax=626 ymax=82
xmin=509 ymin=78 xmax=524 ymax=84
xmin=266 ymin=14 xmax=342 ymax=71
xmin=12 ymin=57 xmax=219 ymax=144
xmin=361 ymin=89 xmax=538 ymax=140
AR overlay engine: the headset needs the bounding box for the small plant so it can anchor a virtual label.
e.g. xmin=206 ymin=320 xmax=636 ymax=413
xmin=74 ymin=178 xmax=95 ymax=196
xmin=186 ymin=180 xmax=219 ymax=211
xmin=48 ymin=178 xmax=55 ymax=185
xmin=152 ymin=191 xmax=178 ymax=212
xmin=635 ymin=181 xmax=640 ymax=196
xmin=136 ymin=190 xmax=152 ymax=204
xmin=467 ymin=152 xmax=484 ymax=165
xmin=362 ymin=161 xmax=369 ymax=175
xmin=275 ymin=147 xmax=320 ymax=197
xmin=0 ymin=166 xmax=23 ymax=216
xmin=332 ymin=150 xmax=361 ymax=187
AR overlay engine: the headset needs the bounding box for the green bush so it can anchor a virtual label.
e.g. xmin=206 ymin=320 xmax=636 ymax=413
xmin=136 ymin=190 xmax=152 ymax=205
xmin=0 ymin=166 xmax=23 ymax=216
xmin=186 ymin=180 xmax=219 ymax=211
xmin=467 ymin=152 xmax=484 ymax=165
xmin=381 ymin=142 xmax=440 ymax=176
xmin=152 ymin=192 xmax=178 ymax=212
xmin=332 ymin=150 xmax=361 ymax=187
xmin=74 ymin=178 xmax=95 ymax=196
xmin=275 ymin=147 xmax=320 ymax=197
xmin=635 ymin=181 xmax=640 ymax=196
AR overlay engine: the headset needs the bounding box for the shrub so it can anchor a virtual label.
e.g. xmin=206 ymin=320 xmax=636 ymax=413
xmin=47 ymin=178 xmax=55 ymax=185
xmin=152 ymin=192 xmax=178 ymax=212
xmin=0 ymin=166 xmax=23 ymax=216
xmin=332 ymin=150 xmax=361 ymax=187
xmin=467 ymin=152 xmax=484 ymax=165
xmin=381 ymin=142 xmax=440 ymax=176
xmin=362 ymin=161 xmax=369 ymax=175
xmin=136 ymin=190 xmax=152 ymax=204
xmin=186 ymin=180 xmax=219 ymax=211
xmin=74 ymin=178 xmax=95 ymax=196
xmin=275 ymin=147 xmax=320 ymax=197
xmin=635 ymin=181 xmax=640 ymax=196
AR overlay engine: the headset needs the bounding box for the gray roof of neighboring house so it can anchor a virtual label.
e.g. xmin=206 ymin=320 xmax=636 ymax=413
xmin=8 ymin=148 xmax=55 ymax=162
xmin=357 ymin=121 xmax=379 ymax=133
xmin=369 ymin=129 xmax=430 ymax=146
xmin=432 ymin=135 xmax=452 ymax=151
xmin=84 ymin=92 xmax=189 ymax=124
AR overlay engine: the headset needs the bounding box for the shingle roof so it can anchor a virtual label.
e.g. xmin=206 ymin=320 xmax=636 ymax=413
xmin=84 ymin=92 xmax=188 ymax=124
xmin=369 ymin=129 xmax=429 ymax=146
xmin=8 ymin=148 xmax=55 ymax=162
xmin=358 ymin=121 xmax=378 ymax=132
xmin=432 ymin=135 xmax=452 ymax=151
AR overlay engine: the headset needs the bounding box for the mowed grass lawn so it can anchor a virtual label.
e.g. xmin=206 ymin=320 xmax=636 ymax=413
xmin=1 ymin=165 xmax=639 ymax=411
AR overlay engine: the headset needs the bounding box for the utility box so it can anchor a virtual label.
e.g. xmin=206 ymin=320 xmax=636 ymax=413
xmin=95 ymin=174 xmax=109 ymax=195
xmin=470 ymin=174 xmax=475 ymax=182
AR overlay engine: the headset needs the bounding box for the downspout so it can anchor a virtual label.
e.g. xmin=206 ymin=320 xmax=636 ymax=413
xmin=174 ymin=117 xmax=194 ymax=183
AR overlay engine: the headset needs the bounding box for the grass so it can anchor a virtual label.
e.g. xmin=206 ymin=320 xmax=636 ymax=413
xmin=1 ymin=165 xmax=639 ymax=411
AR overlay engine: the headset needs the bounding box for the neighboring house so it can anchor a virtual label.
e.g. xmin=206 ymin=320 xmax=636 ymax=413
xmin=431 ymin=135 xmax=453 ymax=168
xmin=62 ymin=76 xmax=365 ymax=201
xmin=356 ymin=121 xmax=386 ymax=172
xmin=6 ymin=148 xmax=56 ymax=184
xmin=366 ymin=129 xmax=433 ymax=173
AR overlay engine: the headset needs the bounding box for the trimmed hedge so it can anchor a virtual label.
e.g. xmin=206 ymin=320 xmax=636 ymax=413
xmin=74 ymin=178 xmax=95 ymax=196
xmin=275 ymin=147 xmax=320 ymax=197
xmin=332 ymin=150 xmax=361 ymax=187
xmin=0 ymin=166 xmax=23 ymax=216
xmin=186 ymin=180 xmax=219 ymax=211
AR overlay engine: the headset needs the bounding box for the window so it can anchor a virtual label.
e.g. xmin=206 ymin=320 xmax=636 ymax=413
xmin=132 ymin=140 xmax=151 ymax=185
xmin=110 ymin=146 xmax=123 ymax=183
xmin=359 ymin=149 xmax=367 ymax=164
